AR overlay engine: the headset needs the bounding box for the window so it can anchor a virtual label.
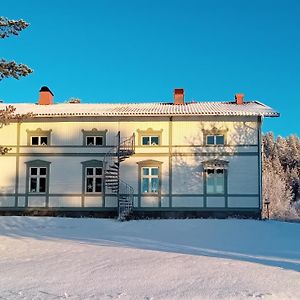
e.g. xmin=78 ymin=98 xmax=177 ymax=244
xmin=29 ymin=167 xmax=47 ymax=193
xmin=31 ymin=136 xmax=48 ymax=146
xmin=206 ymin=135 xmax=225 ymax=145
xmin=25 ymin=160 xmax=51 ymax=195
xmin=206 ymin=168 xmax=225 ymax=194
xmin=141 ymin=167 xmax=159 ymax=193
xmin=142 ymin=136 xmax=159 ymax=146
xmin=85 ymin=167 xmax=103 ymax=193
xmin=82 ymin=129 xmax=107 ymax=146
xmin=81 ymin=160 xmax=104 ymax=194
xmin=27 ymin=128 xmax=52 ymax=146
xmin=86 ymin=136 xmax=104 ymax=146
xmin=137 ymin=128 xmax=163 ymax=146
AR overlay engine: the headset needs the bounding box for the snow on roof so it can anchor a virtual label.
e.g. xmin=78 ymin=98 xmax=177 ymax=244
xmin=0 ymin=101 xmax=279 ymax=118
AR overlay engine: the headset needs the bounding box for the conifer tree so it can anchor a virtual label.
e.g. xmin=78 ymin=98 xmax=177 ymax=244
xmin=0 ymin=17 xmax=33 ymax=154
xmin=0 ymin=17 xmax=32 ymax=80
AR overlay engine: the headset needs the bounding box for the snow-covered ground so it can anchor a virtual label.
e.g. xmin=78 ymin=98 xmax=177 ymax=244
xmin=0 ymin=217 xmax=299 ymax=299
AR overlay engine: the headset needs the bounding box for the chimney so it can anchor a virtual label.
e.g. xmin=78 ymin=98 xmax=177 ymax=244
xmin=174 ymin=88 xmax=184 ymax=105
xmin=235 ymin=93 xmax=244 ymax=105
xmin=38 ymin=86 xmax=54 ymax=105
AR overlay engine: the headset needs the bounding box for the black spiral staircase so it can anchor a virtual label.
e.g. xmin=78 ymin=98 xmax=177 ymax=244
xmin=104 ymin=132 xmax=135 ymax=220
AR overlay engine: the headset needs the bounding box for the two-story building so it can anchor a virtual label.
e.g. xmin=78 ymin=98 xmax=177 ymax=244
xmin=0 ymin=87 xmax=279 ymax=219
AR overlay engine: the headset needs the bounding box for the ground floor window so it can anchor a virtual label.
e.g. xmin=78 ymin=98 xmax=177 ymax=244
xmin=81 ymin=160 xmax=104 ymax=194
xmin=203 ymin=159 xmax=228 ymax=195
xmin=29 ymin=167 xmax=47 ymax=193
xmin=206 ymin=168 xmax=225 ymax=194
xmin=85 ymin=167 xmax=103 ymax=193
xmin=142 ymin=166 xmax=159 ymax=193
xmin=25 ymin=160 xmax=51 ymax=195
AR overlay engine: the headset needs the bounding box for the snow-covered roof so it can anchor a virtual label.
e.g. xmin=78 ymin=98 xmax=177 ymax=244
xmin=0 ymin=101 xmax=279 ymax=118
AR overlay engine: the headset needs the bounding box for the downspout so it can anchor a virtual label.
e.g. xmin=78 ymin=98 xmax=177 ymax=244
xmin=258 ymin=116 xmax=263 ymax=214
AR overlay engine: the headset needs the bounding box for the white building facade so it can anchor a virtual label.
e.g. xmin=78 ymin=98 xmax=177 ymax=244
xmin=0 ymin=87 xmax=279 ymax=218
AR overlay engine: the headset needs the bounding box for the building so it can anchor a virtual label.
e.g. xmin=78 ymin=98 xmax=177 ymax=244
xmin=0 ymin=87 xmax=279 ymax=219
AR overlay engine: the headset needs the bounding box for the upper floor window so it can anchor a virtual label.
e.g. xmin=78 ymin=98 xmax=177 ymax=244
xmin=31 ymin=136 xmax=48 ymax=146
xmin=142 ymin=135 xmax=159 ymax=146
xmin=206 ymin=135 xmax=225 ymax=145
xmin=25 ymin=160 xmax=51 ymax=194
xmin=82 ymin=129 xmax=107 ymax=147
xmin=137 ymin=128 xmax=163 ymax=146
xmin=203 ymin=127 xmax=227 ymax=146
xmin=86 ymin=136 xmax=104 ymax=146
xmin=27 ymin=128 xmax=52 ymax=146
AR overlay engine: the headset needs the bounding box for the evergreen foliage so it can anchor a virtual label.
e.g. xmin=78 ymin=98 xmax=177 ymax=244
xmin=263 ymin=132 xmax=300 ymax=219
xmin=0 ymin=17 xmax=32 ymax=80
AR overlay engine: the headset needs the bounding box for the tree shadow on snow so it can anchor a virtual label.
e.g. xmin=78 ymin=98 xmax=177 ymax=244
xmin=0 ymin=217 xmax=300 ymax=273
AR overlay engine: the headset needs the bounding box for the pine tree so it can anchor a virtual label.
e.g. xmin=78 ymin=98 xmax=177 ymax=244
xmin=0 ymin=17 xmax=33 ymax=154
xmin=0 ymin=17 xmax=32 ymax=80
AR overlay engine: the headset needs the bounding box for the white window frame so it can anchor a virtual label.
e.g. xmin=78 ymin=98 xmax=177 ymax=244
xmin=29 ymin=167 xmax=47 ymax=194
xmin=31 ymin=136 xmax=49 ymax=146
xmin=85 ymin=166 xmax=103 ymax=193
xmin=141 ymin=135 xmax=160 ymax=146
xmin=85 ymin=135 xmax=104 ymax=146
xmin=141 ymin=166 xmax=160 ymax=194
xmin=206 ymin=168 xmax=225 ymax=194
xmin=206 ymin=134 xmax=225 ymax=145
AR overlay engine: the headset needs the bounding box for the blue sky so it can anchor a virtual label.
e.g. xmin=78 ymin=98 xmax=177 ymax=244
xmin=1 ymin=0 xmax=299 ymax=136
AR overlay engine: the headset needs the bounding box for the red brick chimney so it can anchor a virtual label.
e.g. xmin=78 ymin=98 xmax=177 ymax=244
xmin=38 ymin=86 xmax=54 ymax=105
xmin=235 ymin=93 xmax=244 ymax=105
xmin=174 ymin=88 xmax=184 ymax=105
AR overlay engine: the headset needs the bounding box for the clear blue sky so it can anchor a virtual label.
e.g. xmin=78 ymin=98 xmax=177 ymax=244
xmin=1 ymin=0 xmax=299 ymax=136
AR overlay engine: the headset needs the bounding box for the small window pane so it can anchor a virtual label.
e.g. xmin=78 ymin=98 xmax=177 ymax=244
xmin=95 ymin=136 xmax=103 ymax=146
xmin=216 ymin=169 xmax=223 ymax=174
xmin=86 ymin=178 xmax=94 ymax=192
xmin=30 ymin=178 xmax=37 ymax=192
xmin=30 ymin=167 xmax=38 ymax=175
xmin=40 ymin=136 xmax=48 ymax=145
xmin=86 ymin=137 xmax=95 ymax=146
xmin=216 ymin=135 xmax=224 ymax=145
xmin=95 ymin=178 xmax=102 ymax=192
xmin=151 ymin=178 xmax=159 ymax=193
xmin=207 ymin=169 xmax=214 ymax=175
xmin=39 ymin=178 xmax=46 ymax=193
xmin=206 ymin=135 xmax=215 ymax=145
xmin=207 ymin=176 xmax=214 ymax=194
xmin=142 ymin=178 xmax=149 ymax=193
xmin=95 ymin=168 xmax=102 ymax=175
xmin=86 ymin=168 xmax=94 ymax=176
xmin=39 ymin=168 xmax=47 ymax=176
xmin=143 ymin=168 xmax=149 ymax=175
xmin=142 ymin=137 xmax=150 ymax=145
xmin=31 ymin=137 xmax=39 ymax=145
xmin=151 ymin=168 xmax=159 ymax=176
xmin=150 ymin=136 xmax=159 ymax=145
xmin=216 ymin=176 xmax=224 ymax=193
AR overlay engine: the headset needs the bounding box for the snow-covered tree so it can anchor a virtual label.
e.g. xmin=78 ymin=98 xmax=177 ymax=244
xmin=0 ymin=17 xmax=33 ymax=154
xmin=263 ymin=133 xmax=300 ymax=219
xmin=0 ymin=17 xmax=32 ymax=80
